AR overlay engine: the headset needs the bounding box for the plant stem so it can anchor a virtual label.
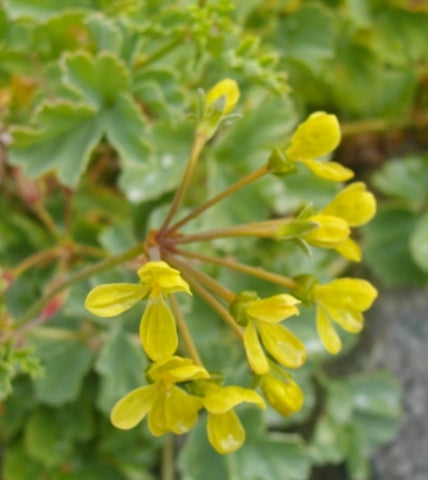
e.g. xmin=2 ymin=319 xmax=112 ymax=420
xmin=185 ymin=277 xmax=244 ymax=341
xmin=10 ymin=247 xmax=59 ymax=277
xmin=173 ymin=248 xmax=297 ymax=290
xmin=169 ymin=218 xmax=289 ymax=245
xmin=169 ymin=294 xmax=203 ymax=366
xmin=167 ymin=165 xmax=268 ymax=234
xmin=159 ymin=132 xmax=207 ymax=232
xmin=161 ymin=435 xmax=174 ymax=480
xmin=33 ymin=201 xmax=62 ymax=240
xmin=166 ymin=255 xmax=235 ymax=303
xmin=12 ymin=243 xmax=144 ymax=329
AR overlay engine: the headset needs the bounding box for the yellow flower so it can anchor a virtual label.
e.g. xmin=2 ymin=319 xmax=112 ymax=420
xmin=285 ymin=112 xmax=353 ymax=181
xmin=241 ymin=294 xmax=306 ymax=374
xmin=202 ymin=384 xmax=265 ymax=454
xmin=205 ymin=78 xmax=240 ymax=116
xmin=85 ymin=261 xmax=191 ymax=361
xmin=303 ymin=214 xmax=350 ymax=249
xmin=111 ymin=356 xmax=209 ymax=434
xmin=321 ymin=182 xmax=376 ymax=227
xmin=261 ymin=373 xmax=304 ymax=417
xmin=313 ymin=278 xmax=378 ymax=354
xmin=311 ymin=182 xmax=376 ymax=261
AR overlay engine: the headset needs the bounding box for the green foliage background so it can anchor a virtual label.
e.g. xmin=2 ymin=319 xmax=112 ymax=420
xmin=2 ymin=0 xmax=427 ymax=478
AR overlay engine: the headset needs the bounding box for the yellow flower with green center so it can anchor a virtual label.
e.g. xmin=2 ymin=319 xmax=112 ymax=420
xmin=85 ymin=260 xmax=191 ymax=360
xmin=285 ymin=112 xmax=353 ymax=181
xmin=238 ymin=294 xmax=306 ymax=375
xmin=111 ymin=356 xmax=209 ymax=435
xmin=261 ymin=373 xmax=304 ymax=417
xmin=202 ymin=383 xmax=265 ymax=454
xmin=313 ymin=278 xmax=378 ymax=354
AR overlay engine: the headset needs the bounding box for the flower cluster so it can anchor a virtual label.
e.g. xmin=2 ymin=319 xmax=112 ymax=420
xmin=85 ymin=78 xmax=378 ymax=454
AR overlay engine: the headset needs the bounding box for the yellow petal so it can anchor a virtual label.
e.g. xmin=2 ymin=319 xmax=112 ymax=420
xmin=300 ymin=158 xmax=354 ymax=181
xmin=110 ymin=384 xmax=157 ymax=430
xmin=244 ymin=322 xmax=269 ymax=374
xmin=286 ymin=112 xmax=341 ymax=160
xmin=327 ymin=307 xmax=364 ymax=333
xmin=207 ymin=411 xmax=245 ymax=454
xmin=205 ymin=78 xmax=240 ymax=115
xmin=314 ymin=278 xmax=378 ymax=312
xmin=335 ymin=237 xmax=362 ymax=262
xmin=137 ymin=261 xmax=191 ymax=297
xmin=322 ymin=182 xmax=376 ymax=227
xmin=204 ymin=385 xmax=265 ymax=414
xmin=148 ymin=356 xmax=209 ymax=384
xmin=316 ymin=305 xmax=341 ymax=354
xmin=140 ymin=297 xmax=178 ymax=361
xmin=149 ymin=386 xmax=203 ymax=436
xmin=304 ymin=215 xmax=350 ymax=248
xmin=246 ymin=294 xmax=300 ymax=323
xmin=85 ymin=283 xmax=147 ymax=317
xmin=257 ymin=322 xmax=306 ymax=369
xmin=261 ymin=373 xmax=304 ymax=417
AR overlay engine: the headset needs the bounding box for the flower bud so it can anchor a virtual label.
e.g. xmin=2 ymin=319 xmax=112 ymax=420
xmin=261 ymin=373 xmax=304 ymax=417
xmin=204 ymin=78 xmax=240 ymax=116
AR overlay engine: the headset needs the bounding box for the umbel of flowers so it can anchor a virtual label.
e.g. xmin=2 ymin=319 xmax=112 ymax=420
xmin=85 ymin=79 xmax=378 ymax=454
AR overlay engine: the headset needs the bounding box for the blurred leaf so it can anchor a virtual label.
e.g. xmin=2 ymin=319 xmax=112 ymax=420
xmin=99 ymin=221 xmax=136 ymax=254
xmin=371 ymin=6 xmax=428 ymax=66
xmin=31 ymin=337 xmax=94 ymax=406
xmin=277 ymin=4 xmax=335 ymax=72
xmin=10 ymin=51 xmax=152 ymax=187
xmin=363 ymin=205 xmax=427 ymax=286
xmin=10 ymin=100 xmax=103 ymax=187
xmin=410 ymin=211 xmax=428 ymax=273
xmin=94 ymin=325 xmax=147 ymax=414
xmin=132 ymin=65 xmax=186 ymax=118
xmin=309 ymin=414 xmax=348 ymax=465
xmin=371 ymin=155 xmax=428 ymax=209
xmin=346 ymin=370 xmax=402 ymax=419
xmin=119 ymin=121 xmax=192 ymax=203
xmin=345 ymin=423 xmax=370 ymax=480
xmin=3 ymin=443 xmax=45 ymax=480
xmin=24 ymin=407 xmax=73 ymax=467
xmin=85 ymin=12 xmax=123 ymax=53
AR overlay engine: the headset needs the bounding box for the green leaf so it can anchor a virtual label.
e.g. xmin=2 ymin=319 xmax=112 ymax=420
xmin=32 ymin=11 xmax=88 ymax=60
xmin=24 ymin=407 xmax=73 ymax=467
xmin=119 ymin=121 xmax=192 ymax=202
xmin=3 ymin=443 xmax=45 ymax=480
xmin=10 ymin=100 xmax=103 ymax=187
xmin=277 ymin=4 xmax=335 ymax=72
xmin=371 ymin=6 xmax=428 ymax=67
xmin=85 ymin=12 xmax=123 ymax=54
xmin=10 ymin=51 xmax=151 ymax=186
xmin=345 ymin=423 xmax=370 ymax=480
xmin=94 ymin=325 xmax=147 ymax=413
xmin=346 ymin=370 xmax=402 ymax=419
xmin=103 ymin=92 xmax=152 ymax=166
xmin=363 ymin=205 xmax=427 ymax=286
xmin=371 ymin=155 xmax=428 ymax=208
xmin=31 ymin=337 xmax=94 ymax=406
xmin=132 ymin=65 xmax=186 ymax=118
xmin=62 ymin=51 xmax=129 ymax=107
xmin=410 ymin=211 xmax=428 ymax=273
xmin=309 ymin=414 xmax=348 ymax=465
